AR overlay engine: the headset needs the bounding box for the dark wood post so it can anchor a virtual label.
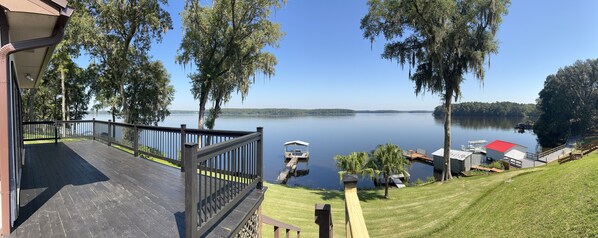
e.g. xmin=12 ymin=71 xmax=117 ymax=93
xmin=257 ymin=127 xmax=263 ymax=189
xmin=315 ymin=204 xmax=333 ymax=238
xmin=133 ymin=125 xmax=139 ymax=157
xmin=184 ymin=143 xmax=199 ymax=238
xmin=107 ymin=120 xmax=112 ymax=146
xmin=92 ymin=118 xmax=96 ymax=140
xmin=54 ymin=120 xmax=58 ymax=144
xmin=180 ymin=124 xmax=186 ymax=172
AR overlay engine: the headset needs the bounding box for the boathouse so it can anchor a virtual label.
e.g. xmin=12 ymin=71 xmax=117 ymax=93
xmin=432 ymin=149 xmax=476 ymax=174
xmin=485 ymin=140 xmax=527 ymax=162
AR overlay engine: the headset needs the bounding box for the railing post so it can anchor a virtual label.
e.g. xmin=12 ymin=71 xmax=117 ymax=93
xmin=54 ymin=120 xmax=58 ymax=144
xmin=133 ymin=125 xmax=139 ymax=157
xmin=107 ymin=120 xmax=112 ymax=146
xmin=92 ymin=118 xmax=96 ymax=140
xmin=180 ymin=124 xmax=187 ymax=172
xmin=343 ymin=175 xmax=358 ymax=238
xmin=184 ymin=143 xmax=199 ymax=238
xmin=315 ymin=204 xmax=333 ymax=238
xmin=273 ymin=226 xmax=280 ymax=238
xmin=257 ymin=127 xmax=263 ymax=189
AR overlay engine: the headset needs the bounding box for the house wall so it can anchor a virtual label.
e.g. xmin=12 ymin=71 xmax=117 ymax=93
xmin=450 ymin=159 xmax=462 ymax=174
xmin=464 ymin=157 xmax=471 ymax=172
xmin=486 ymin=149 xmax=504 ymax=161
xmin=433 ymin=155 xmax=444 ymax=171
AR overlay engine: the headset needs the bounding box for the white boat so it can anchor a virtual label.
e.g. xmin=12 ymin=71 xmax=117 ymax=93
xmin=461 ymin=140 xmax=487 ymax=154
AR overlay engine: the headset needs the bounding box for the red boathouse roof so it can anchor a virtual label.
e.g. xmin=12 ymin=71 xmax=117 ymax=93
xmin=486 ymin=140 xmax=517 ymax=153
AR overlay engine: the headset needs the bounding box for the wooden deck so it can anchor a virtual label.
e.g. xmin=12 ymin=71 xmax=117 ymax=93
xmin=12 ymin=140 xmax=263 ymax=238
xmin=13 ymin=140 xmax=186 ymax=237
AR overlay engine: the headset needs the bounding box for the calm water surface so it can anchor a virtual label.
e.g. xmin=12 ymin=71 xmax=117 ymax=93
xmin=88 ymin=113 xmax=538 ymax=190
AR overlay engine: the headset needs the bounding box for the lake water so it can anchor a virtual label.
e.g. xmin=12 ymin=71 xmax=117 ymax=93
xmin=86 ymin=113 xmax=538 ymax=190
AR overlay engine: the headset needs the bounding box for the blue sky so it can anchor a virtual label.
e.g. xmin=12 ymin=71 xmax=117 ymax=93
xmin=90 ymin=0 xmax=598 ymax=111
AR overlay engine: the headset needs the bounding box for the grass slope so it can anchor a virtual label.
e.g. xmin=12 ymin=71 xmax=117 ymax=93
xmin=433 ymin=152 xmax=598 ymax=237
xmin=262 ymin=152 xmax=598 ymax=237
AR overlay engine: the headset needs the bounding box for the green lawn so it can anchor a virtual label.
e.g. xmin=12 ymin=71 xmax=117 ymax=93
xmin=262 ymin=152 xmax=598 ymax=237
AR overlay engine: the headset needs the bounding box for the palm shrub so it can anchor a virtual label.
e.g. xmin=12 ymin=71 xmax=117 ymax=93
xmin=371 ymin=143 xmax=411 ymax=198
xmin=334 ymin=152 xmax=378 ymax=182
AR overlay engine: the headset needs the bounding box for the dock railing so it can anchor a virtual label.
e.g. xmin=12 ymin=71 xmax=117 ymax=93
xmin=343 ymin=175 xmax=370 ymax=238
xmin=184 ymin=127 xmax=263 ymax=237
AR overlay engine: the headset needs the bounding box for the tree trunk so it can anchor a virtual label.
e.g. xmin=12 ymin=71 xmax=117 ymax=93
xmin=384 ymin=174 xmax=390 ymax=198
xmin=197 ymin=101 xmax=206 ymax=130
xmin=442 ymin=90 xmax=454 ymax=182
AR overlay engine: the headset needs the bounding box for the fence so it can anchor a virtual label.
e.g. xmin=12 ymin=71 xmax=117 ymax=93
xmin=184 ymin=127 xmax=263 ymax=237
xmin=23 ymin=119 xmax=251 ymax=168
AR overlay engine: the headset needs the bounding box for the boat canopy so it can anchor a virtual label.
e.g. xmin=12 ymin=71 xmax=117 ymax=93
xmin=467 ymin=140 xmax=488 ymax=144
xmin=284 ymin=140 xmax=309 ymax=147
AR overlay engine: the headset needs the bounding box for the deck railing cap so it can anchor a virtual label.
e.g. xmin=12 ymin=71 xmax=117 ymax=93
xmin=342 ymin=174 xmax=358 ymax=185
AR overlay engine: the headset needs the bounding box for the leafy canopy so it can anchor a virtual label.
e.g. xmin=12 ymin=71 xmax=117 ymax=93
xmin=534 ymin=59 xmax=598 ymax=147
xmin=87 ymin=0 xmax=174 ymax=124
xmin=361 ymin=0 xmax=509 ymax=99
xmin=177 ymin=0 xmax=284 ymax=129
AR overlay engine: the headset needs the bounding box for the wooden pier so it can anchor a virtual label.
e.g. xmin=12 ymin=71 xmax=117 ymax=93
xmin=470 ymin=165 xmax=504 ymax=173
xmin=277 ymin=157 xmax=300 ymax=182
xmin=403 ymin=150 xmax=434 ymax=164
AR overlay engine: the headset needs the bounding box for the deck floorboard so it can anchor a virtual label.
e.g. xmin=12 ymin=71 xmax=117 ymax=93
xmin=12 ymin=140 xmax=186 ymax=238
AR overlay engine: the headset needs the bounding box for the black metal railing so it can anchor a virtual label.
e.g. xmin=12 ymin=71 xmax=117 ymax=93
xmin=185 ymin=127 xmax=263 ymax=237
xmin=24 ymin=119 xmax=252 ymax=167
xmin=23 ymin=121 xmax=58 ymax=141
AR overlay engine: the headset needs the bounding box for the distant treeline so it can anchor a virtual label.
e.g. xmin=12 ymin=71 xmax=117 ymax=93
xmin=433 ymin=102 xmax=538 ymax=118
xmin=91 ymin=108 xmax=433 ymax=116
xmin=216 ymin=108 xmax=355 ymax=116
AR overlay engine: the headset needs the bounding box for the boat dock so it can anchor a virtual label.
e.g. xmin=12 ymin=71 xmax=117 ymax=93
xmin=470 ymin=165 xmax=504 ymax=173
xmin=276 ymin=157 xmax=299 ymax=182
xmin=277 ymin=140 xmax=310 ymax=183
xmin=404 ymin=149 xmax=433 ymax=164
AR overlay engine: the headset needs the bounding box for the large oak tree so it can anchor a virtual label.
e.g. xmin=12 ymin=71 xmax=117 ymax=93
xmin=361 ymin=0 xmax=509 ymax=181
xmin=87 ymin=0 xmax=173 ymax=125
xmin=177 ymin=0 xmax=284 ymax=129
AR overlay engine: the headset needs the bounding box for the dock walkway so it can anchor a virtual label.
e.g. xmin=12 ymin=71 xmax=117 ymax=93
xmin=470 ymin=165 xmax=504 ymax=173
xmin=403 ymin=150 xmax=433 ymax=164
xmin=276 ymin=157 xmax=299 ymax=183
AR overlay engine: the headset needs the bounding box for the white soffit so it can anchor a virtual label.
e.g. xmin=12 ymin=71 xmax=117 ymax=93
xmin=3 ymin=7 xmax=59 ymax=88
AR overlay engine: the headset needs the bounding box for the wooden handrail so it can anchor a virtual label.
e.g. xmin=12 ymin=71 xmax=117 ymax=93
xmin=262 ymin=215 xmax=301 ymax=238
xmin=343 ymin=175 xmax=370 ymax=238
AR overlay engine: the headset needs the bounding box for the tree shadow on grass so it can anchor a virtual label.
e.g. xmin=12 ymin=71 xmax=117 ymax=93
xmin=314 ymin=189 xmax=385 ymax=202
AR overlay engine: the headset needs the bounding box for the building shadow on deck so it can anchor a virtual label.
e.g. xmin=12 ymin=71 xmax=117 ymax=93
xmin=13 ymin=143 xmax=110 ymax=230
xmin=174 ymin=212 xmax=185 ymax=238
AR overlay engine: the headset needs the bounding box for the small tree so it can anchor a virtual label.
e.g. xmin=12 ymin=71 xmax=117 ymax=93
xmin=372 ymin=144 xmax=410 ymax=199
xmin=334 ymin=152 xmax=378 ymax=181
